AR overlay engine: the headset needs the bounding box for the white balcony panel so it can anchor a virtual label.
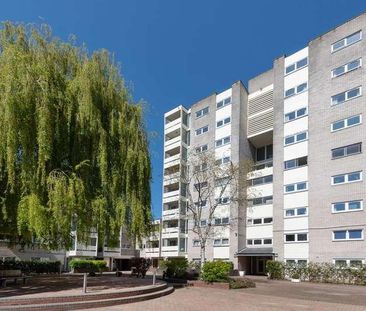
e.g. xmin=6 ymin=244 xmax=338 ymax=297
xmin=284 ymin=116 xmax=308 ymax=137
xmin=164 ymin=137 xmax=181 ymax=150
xmin=284 ymin=217 xmax=309 ymax=231
xmin=163 ymin=190 xmax=180 ymax=199
xmin=284 ymin=243 xmax=309 ymax=259
xmin=163 ymin=208 xmax=180 ymax=219
xmin=283 ymin=166 xmax=308 ymax=185
xmin=247 ymin=204 xmax=273 ymax=219
xmin=284 ymin=141 xmax=308 ymax=161
xmin=284 ymin=47 xmax=308 ymax=66
xmin=247 ymin=166 xmax=273 ymax=180
xmin=247 ymin=183 xmax=273 ymax=198
xmin=246 ymin=225 xmax=273 ymax=239
xmin=165 ymin=118 xmax=181 ymax=133
xmin=284 ymin=67 xmax=308 ymax=90
xmin=284 ymin=192 xmax=308 ymax=209
xmin=213 ymin=246 xmax=230 ymax=259
xmin=284 ymin=92 xmax=308 ymax=114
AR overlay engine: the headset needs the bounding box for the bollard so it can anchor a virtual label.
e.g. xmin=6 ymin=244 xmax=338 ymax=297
xmin=83 ymin=273 xmax=87 ymax=293
xmin=153 ymin=269 xmax=156 ymax=285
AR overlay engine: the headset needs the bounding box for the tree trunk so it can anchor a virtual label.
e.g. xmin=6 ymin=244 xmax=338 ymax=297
xmin=200 ymin=244 xmax=206 ymax=268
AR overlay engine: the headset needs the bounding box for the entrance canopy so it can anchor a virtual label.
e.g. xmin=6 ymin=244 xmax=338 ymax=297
xmin=235 ymin=247 xmax=275 ymax=257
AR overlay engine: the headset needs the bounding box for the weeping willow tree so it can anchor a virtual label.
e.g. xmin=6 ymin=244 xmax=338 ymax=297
xmin=0 ymin=22 xmax=151 ymax=250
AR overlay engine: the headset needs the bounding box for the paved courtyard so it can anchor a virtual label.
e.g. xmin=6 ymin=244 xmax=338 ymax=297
xmin=85 ymin=278 xmax=366 ymax=311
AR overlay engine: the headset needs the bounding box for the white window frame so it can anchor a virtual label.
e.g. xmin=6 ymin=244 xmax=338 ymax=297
xmin=247 ymin=217 xmax=273 ymax=226
xmin=332 ymin=200 xmax=363 ymax=214
xmin=331 ymin=114 xmax=362 ymax=132
xmin=331 ymin=171 xmax=362 ymax=185
xmin=195 ymin=125 xmax=209 ymax=136
xmin=216 ymin=97 xmax=232 ymax=109
xmin=284 ymin=107 xmax=308 ymax=123
xmin=195 ymin=106 xmax=209 ymax=119
xmin=284 ymin=82 xmax=308 ymax=98
xmin=331 ymin=86 xmax=362 ymax=106
xmin=215 ymin=156 xmax=231 ymax=166
xmin=284 ymin=207 xmax=308 ymax=218
xmin=333 ymin=258 xmax=365 ymax=267
xmin=284 ymin=131 xmax=308 ymax=146
xmin=284 ymin=232 xmax=308 ymax=243
xmin=284 ymin=181 xmax=308 ymax=194
xmin=216 ymin=197 xmax=230 ymax=205
xmin=213 ymin=238 xmax=230 ymax=247
xmin=215 ymin=136 xmax=231 ymax=148
xmin=216 ymin=116 xmax=231 ymax=128
xmin=214 ymin=217 xmax=230 ymax=226
xmin=331 ymin=143 xmax=362 ymax=159
xmin=331 ymin=58 xmax=362 ymax=78
xmin=192 ymin=239 xmax=200 ymax=247
xmin=331 ymin=30 xmax=362 ymax=53
xmin=285 ymin=57 xmax=308 ymax=75
xmin=285 ymin=259 xmax=308 ymax=264
xmin=248 ymin=175 xmax=273 ymax=186
xmin=333 ymin=229 xmax=364 ymax=241
xmin=247 ymin=238 xmax=273 ymax=246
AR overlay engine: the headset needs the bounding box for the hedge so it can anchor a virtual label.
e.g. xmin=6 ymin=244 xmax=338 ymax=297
xmin=201 ymin=260 xmax=233 ymax=283
xmin=160 ymin=258 xmax=188 ymax=279
xmin=0 ymin=260 xmax=61 ymax=274
xmin=69 ymin=259 xmax=107 ymax=273
xmin=266 ymin=260 xmax=366 ymax=285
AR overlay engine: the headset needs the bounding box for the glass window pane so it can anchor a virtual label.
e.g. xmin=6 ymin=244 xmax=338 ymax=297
xmin=256 ymin=147 xmax=265 ymax=162
xmin=285 ymin=235 xmax=295 ymax=242
xmin=334 ymin=230 xmax=347 ymax=239
xmin=297 ymin=83 xmax=307 ymax=93
xmin=333 ymin=175 xmax=345 ymax=184
xmin=285 ymin=111 xmax=296 ymax=121
xmin=286 ymin=209 xmax=295 ymax=217
xmin=285 ymin=88 xmax=295 ymax=97
xmin=253 ymin=219 xmax=262 ymax=225
xmin=332 ymin=148 xmax=345 ymax=158
xmin=285 ymin=160 xmax=296 ymax=170
xmin=263 ymin=239 xmax=272 ymax=245
xmin=349 ymin=229 xmax=362 ymax=239
xmin=222 ymin=238 xmax=229 ymax=245
xmin=297 ymin=182 xmax=307 ymax=190
xmin=263 ymin=218 xmax=273 ymax=224
xmin=332 ymin=93 xmax=346 ymax=105
xmin=297 ymin=234 xmax=308 ymax=241
xmin=332 ymin=39 xmax=345 ymax=51
xmin=297 ymin=132 xmax=307 ymax=141
xmin=286 ymin=64 xmax=295 ymax=74
xmin=224 ymin=97 xmax=231 ymax=105
xmin=347 ymin=59 xmax=360 ymax=71
xmin=347 ymin=116 xmax=360 ymax=126
xmin=335 ymin=260 xmax=347 ymax=267
xmin=266 ymin=145 xmax=273 ymax=159
xmin=348 ymin=172 xmax=361 ymax=181
xmin=247 ymin=240 xmax=253 ymax=245
xmin=297 ymin=108 xmax=307 ymax=117
xmin=254 ymin=239 xmax=262 ymax=245
xmin=333 ymin=203 xmax=346 ymax=212
xmin=346 ymin=32 xmax=361 ymax=45
xmin=297 ymin=208 xmax=307 ymax=215
xmin=346 ymin=144 xmax=361 ymax=155
xmin=217 ymin=101 xmax=223 ymax=108
xmin=285 ymin=136 xmax=295 ymax=145
xmin=297 ymin=58 xmax=308 ymax=68
xmin=332 ymin=120 xmax=345 ymax=130
xmin=350 ymin=260 xmax=362 ymax=267
xmin=333 ymin=65 xmax=345 ymax=77
xmin=348 ymin=201 xmax=361 ymax=210
xmin=285 ymin=185 xmax=295 ymax=192
xmin=347 ymin=88 xmax=360 ymax=99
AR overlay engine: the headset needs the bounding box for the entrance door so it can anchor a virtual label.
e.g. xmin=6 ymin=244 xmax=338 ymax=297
xmin=257 ymin=258 xmax=266 ymax=274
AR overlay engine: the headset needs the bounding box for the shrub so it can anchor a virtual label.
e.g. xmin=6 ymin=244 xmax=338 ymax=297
xmin=0 ymin=260 xmax=61 ymax=274
xmin=266 ymin=260 xmax=284 ymax=280
xmin=201 ymin=260 xmax=232 ymax=283
xmin=130 ymin=257 xmax=152 ymax=278
xmin=161 ymin=258 xmax=189 ymax=279
xmin=229 ymin=277 xmax=256 ymax=289
xmin=69 ymin=259 xmax=107 ymax=273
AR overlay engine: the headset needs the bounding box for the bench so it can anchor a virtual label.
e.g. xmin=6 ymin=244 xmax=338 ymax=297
xmin=0 ymin=270 xmax=31 ymax=287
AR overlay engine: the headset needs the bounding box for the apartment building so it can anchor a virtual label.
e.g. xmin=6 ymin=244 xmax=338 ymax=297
xmin=159 ymin=13 xmax=366 ymax=273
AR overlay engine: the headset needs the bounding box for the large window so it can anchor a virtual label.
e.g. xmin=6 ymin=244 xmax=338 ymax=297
xmin=247 ymin=217 xmax=273 ymax=225
xmin=284 ymin=131 xmax=308 ymax=146
xmin=217 ymin=97 xmax=232 ymax=109
xmin=331 ymin=143 xmax=361 ymax=159
xmin=214 ymin=217 xmax=230 ymax=225
xmin=285 ymin=57 xmax=308 ymax=75
xmin=284 ymin=181 xmax=308 ymax=193
xmin=333 ymin=259 xmax=364 ymax=267
xmin=215 ymin=136 xmax=231 ymax=148
xmin=195 ymin=106 xmax=209 ymax=119
xmin=284 ymin=107 xmax=307 ymax=122
xmin=284 ymin=82 xmax=308 ymax=98
xmin=284 ymin=207 xmax=308 ymax=217
xmin=247 ymin=238 xmax=272 ymax=246
xmin=331 ymin=58 xmax=362 ymax=78
xmin=194 ymin=181 xmax=208 ymax=191
xmin=333 ymin=229 xmax=363 ymax=241
xmin=195 ymin=144 xmax=208 ymax=153
xmin=215 ymin=156 xmax=231 ymax=166
xmin=195 ymin=125 xmax=209 ymax=136
xmin=285 ymin=233 xmax=308 ymax=243
xmin=332 ymin=200 xmax=363 ymax=213
xmin=248 ymin=175 xmax=273 ymax=186
xmin=331 ymin=31 xmax=362 ymax=52
xmin=284 ymin=156 xmax=308 ymax=170
xmin=256 ymin=144 xmax=273 ymax=162
xmin=331 ymin=115 xmax=362 ymax=132
xmin=216 ymin=117 xmax=231 ymax=128
xmin=248 ymin=196 xmax=273 ymax=206
xmin=213 ymin=238 xmax=229 ymax=246
xmin=331 ymin=171 xmax=362 ymax=185
xmin=331 ymin=86 xmax=361 ymax=106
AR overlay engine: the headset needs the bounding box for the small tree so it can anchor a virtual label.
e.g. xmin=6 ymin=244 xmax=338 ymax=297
xmin=182 ymin=151 xmax=252 ymax=266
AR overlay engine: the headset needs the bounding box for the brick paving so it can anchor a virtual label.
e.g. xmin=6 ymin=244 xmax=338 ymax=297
xmin=85 ymin=279 xmax=366 ymax=311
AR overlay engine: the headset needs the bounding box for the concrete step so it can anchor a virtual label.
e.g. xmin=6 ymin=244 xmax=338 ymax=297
xmin=0 ymin=285 xmax=174 ymax=310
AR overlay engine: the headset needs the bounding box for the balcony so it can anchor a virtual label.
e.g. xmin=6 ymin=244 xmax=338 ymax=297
xmin=163 ymin=207 xmax=180 ymax=219
xmin=165 ymin=118 xmax=181 ymax=133
xmin=165 ymin=136 xmax=182 ymax=151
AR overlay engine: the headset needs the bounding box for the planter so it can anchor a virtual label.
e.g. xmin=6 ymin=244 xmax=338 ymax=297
xmin=291 ymin=278 xmax=301 ymax=283
xmin=187 ymin=280 xmax=229 ymax=290
xmin=239 ymin=270 xmax=245 ymax=277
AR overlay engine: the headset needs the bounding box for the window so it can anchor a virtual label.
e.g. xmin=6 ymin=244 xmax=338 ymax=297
xmin=332 ymin=143 xmax=361 ymax=159
xmin=332 ymin=58 xmax=362 ymax=78
xmin=215 ymin=176 xmax=230 ymax=187
xmin=196 ymin=144 xmax=208 ymax=153
xmin=213 ymin=238 xmax=229 ymax=246
xmin=194 ymin=181 xmax=208 ymax=191
xmin=214 ymin=217 xmax=230 ymax=225
xmin=284 ymin=181 xmax=308 ymax=193
xmin=285 ymin=233 xmax=308 ymax=243
xmin=285 ymin=259 xmax=308 ymax=265
xmin=331 ymin=114 xmax=362 ymax=132
xmin=334 ymin=259 xmax=364 ymax=267
xmin=193 ymin=240 xmax=200 ymax=247
xmin=284 ymin=107 xmax=307 ymax=122
xmin=331 ymin=86 xmax=361 ymax=105
xmin=333 ymin=229 xmax=363 ymax=241
xmin=331 ymin=31 xmax=362 ymax=52
xmin=249 ymin=196 xmax=273 ymax=206
xmin=284 ymin=156 xmax=308 ymax=170
xmin=331 ymin=171 xmax=362 ymax=185
xmin=215 ymin=136 xmax=231 ymax=147
xmin=285 ymin=57 xmax=308 ymax=75
xmin=248 ymin=175 xmax=273 ymax=186
xmin=195 ymin=200 xmax=207 ymax=208
xmin=216 ymin=197 xmax=230 ymax=205
xmin=332 ymin=200 xmax=363 ymax=213
xmin=247 ymin=238 xmax=272 ymax=246
xmin=195 ymin=125 xmax=209 ymax=136
xmin=195 ymin=107 xmax=209 ymax=118
xmin=217 ymin=97 xmax=232 ymax=109
xmin=216 ymin=117 xmax=231 ymax=128
xmin=194 ymin=163 xmax=208 ymax=172
xmin=247 ymin=217 xmax=273 ymax=225
xmin=255 ymin=144 xmax=273 ymax=162
xmin=284 ymin=131 xmax=308 ymax=146
xmin=284 ymin=207 xmax=308 ymax=217
xmin=284 ymin=82 xmax=308 ymax=98
xmin=216 ymin=156 xmax=231 ymax=165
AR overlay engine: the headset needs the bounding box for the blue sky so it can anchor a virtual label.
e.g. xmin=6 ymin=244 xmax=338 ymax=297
xmin=2 ymin=0 xmax=366 ymax=218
